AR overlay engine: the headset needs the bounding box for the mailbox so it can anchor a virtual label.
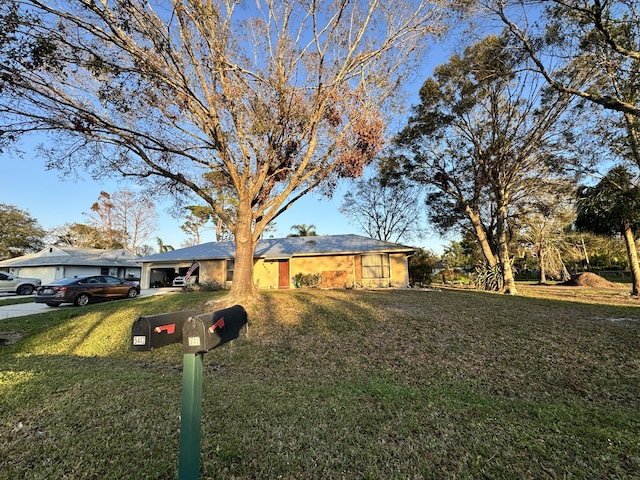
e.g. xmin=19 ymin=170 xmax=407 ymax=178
xmin=131 ymin=309 xmax=200 ymax=352
xmin=182 ymin=305 xmax=248 ymax=354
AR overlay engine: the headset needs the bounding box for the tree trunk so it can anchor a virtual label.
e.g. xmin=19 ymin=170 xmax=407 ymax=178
xmin=538 ymin=245 xmax=547 ymax=284
xmin=498 ymin=237 xmax=518 ymax=295
xmin=216 ymin=218 xmax=224 ymax=242
xmin=465 ymin=205 xmax=498 ymax=266
xmin=228 ymin=201 xmax=259 ymax=302
xmin=581 ymin=237 xmax=591 ymax=271
xmin=496 ymin=206 xmax=517 ymax=295
xmin=621 ymin=221 xmax=640 ymax=296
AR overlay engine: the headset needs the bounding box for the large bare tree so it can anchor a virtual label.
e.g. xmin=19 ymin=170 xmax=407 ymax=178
xmin=0 ymin=0 xmax=456 ymax=300
xmin=85 ymin=189 xmax=158 ymax=254
xmin=340 ymin=175 xmax=423 ymax=243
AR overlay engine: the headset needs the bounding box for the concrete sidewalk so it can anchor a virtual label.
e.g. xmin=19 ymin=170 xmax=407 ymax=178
xmin=0 ymin=288 xmax=182 ymax=320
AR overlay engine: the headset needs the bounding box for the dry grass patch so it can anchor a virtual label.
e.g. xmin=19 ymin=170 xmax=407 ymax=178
xmin=1 ymin=289 xmax=639 ymax=479
xmin=516 ymin=282 xmax=640 ymax=307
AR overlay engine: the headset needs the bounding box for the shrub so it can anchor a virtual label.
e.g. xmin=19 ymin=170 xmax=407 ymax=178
xmin=293 ymin=273 xmax=322 ymax=288
xmin=184 ymin=281 xmax=224 ymax=292
xmin=472 ymin=264 xmax=504 ymax=291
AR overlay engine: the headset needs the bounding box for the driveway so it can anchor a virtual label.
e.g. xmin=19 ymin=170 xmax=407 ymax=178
xmin=0 ymin=288 xmax=182 ymax=320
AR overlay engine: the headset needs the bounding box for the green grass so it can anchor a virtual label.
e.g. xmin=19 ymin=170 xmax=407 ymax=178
xmin=1 ymin=289 xmax=639 ymax=479
xmin=0 ymin=296 xmax=34 ymax=306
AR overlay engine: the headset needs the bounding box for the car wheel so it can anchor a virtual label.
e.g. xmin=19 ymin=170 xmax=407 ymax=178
xmin=17 ymin=285 xmax=34 ymax=295
xmin=127 ymin=288 xmax=139 ymax=298
xmin=46 ymin=303 xmax=61 ymax=307
xmin=74 ymin=293 xmax=90 ymax=307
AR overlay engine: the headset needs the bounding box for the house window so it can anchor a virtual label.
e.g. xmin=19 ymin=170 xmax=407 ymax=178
xmin=226 ymin=260 xmax=234 ymax=282
xmin=362 ymin=253 xmax=390 ymax=279
xmin=100 ymin=267 xmax=109 ymax=275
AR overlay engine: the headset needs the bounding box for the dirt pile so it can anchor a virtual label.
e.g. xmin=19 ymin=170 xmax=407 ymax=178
xmin=561 ymin=272 xmax=619 ymax=288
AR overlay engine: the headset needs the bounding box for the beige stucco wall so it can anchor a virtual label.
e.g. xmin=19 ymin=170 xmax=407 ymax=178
xmin=254 ymin=259 xmax=279 ymax=289
xmin=253 ymin=255 xmax=358 ymax=289
xmin=198 ymin=260 xmax=226 ymax=286
xmin=141 ymin=252 xmax=410 ymax=290
xmin=391 ymin=252 xmax=410 ymax=287
xmin=253 ymin=253 xmax=410 ymax=290
xmin=293 ymin=255 xmax=356 ymax=288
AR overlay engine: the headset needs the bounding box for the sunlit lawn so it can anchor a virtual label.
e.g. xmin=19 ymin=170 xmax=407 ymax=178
xmin=1 ymin=288 xmax=639 ymax=479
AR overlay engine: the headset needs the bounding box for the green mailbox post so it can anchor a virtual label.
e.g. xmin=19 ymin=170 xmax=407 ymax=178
xmin=131 ymin=305 xmax=248 ymax=480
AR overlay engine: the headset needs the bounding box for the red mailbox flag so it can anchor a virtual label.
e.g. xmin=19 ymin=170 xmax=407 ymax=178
xmin=208 ymin=318 xmax=225 ymax=333
xmin=154 ymin=324 xmax=176 ymax=334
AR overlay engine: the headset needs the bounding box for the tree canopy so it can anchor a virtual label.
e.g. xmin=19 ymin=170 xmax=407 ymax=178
xmin=180 ymin=205 xmax=214 ymax=245
xmin=0 ymin=0 xmax=456 ymax=300
xmin=49 ymin=223 xmax=110 ymax=249
xmin=288 ymin=224 xmax=317 ymax=237
xmin=0 ymin=203 xmax=45 ymax=259
xmin=385 ymin=33 xmax=577 ymax=293
xmin=490 ymin=0 xmax=640 ymax=118
xmin=85 ymin=189 xmax=158 ymax=254
xmin=575 ymin=166 xmax=640 ymax=236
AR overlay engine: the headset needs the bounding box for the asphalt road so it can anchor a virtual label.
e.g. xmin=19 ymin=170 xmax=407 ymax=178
xmin=0 ymin=288 xmax=181 ymax=320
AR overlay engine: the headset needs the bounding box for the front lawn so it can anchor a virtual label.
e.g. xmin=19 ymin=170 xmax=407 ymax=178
xmin=1 ymin=289 xmax=638 ymax=479
xmin=0 ymin=296 xmax=34 ymax=306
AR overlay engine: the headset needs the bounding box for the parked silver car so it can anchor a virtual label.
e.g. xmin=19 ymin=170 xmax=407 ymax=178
xmin=0 ymin=272 xmax=42 ymax=295
xmin=172 ymin=275 xmax=197 ymax=287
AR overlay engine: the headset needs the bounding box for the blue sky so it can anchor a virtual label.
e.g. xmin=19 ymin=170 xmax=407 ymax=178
xmin=1 ymin=143 xmax=449 ymax=253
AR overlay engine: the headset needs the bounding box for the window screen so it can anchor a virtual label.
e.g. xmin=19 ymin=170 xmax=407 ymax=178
xmin=362 ymin=253 xmax=390 ymax=279
xmin=226 ymin=260 xmax=234 ymax=282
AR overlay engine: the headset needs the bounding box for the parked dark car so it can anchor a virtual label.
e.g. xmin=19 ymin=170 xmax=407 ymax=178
xmin=35 ymin=275 xmax=140 ymax=307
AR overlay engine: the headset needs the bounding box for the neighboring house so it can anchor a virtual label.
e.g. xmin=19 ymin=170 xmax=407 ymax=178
xmin=433 ymin=260 xmax=449 ymax=275
xmin=139 ymin=234 xmax=415 ymax=290
xmin=0 ymin=246 xmax=141 ymax=284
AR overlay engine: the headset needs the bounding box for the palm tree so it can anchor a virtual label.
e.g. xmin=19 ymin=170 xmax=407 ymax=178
xmin=287 ymin=224 xmax=317 ymax=237
xmin=156 ymin=237 xmax=175 ymax=253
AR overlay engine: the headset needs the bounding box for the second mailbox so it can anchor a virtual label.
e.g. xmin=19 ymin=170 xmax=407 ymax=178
xmin=182 ymin=305 xmax=248 ymax=354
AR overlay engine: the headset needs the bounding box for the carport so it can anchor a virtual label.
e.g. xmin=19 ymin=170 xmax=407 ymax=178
xmin=149 ymin=267 xmax=178 ymax=288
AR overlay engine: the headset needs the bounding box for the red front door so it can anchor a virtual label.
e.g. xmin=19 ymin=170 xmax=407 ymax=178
xmin=278 ymin=260 xmax=290 ymax=289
